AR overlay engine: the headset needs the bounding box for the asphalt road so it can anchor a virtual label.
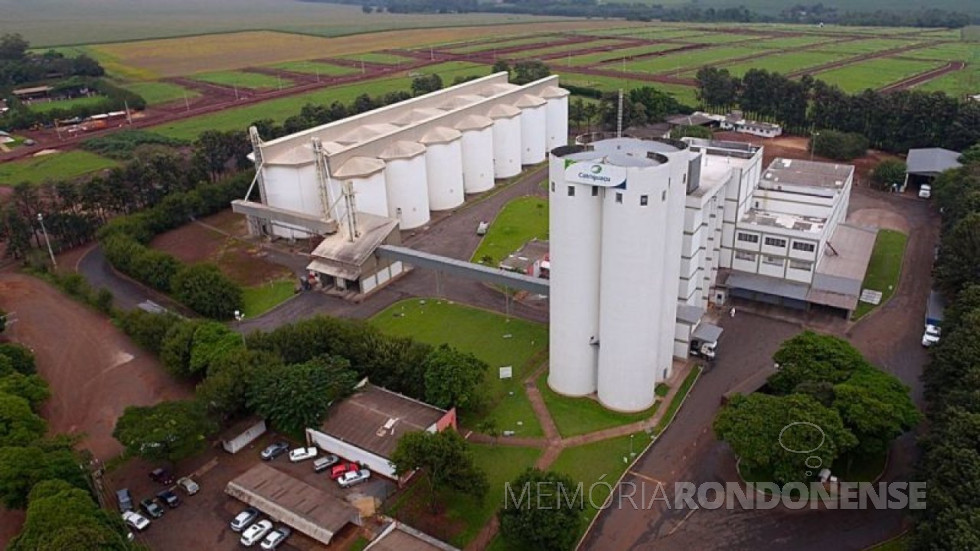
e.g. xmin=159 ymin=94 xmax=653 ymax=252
xmin=582 ymin=186 xmax=937 ymax=550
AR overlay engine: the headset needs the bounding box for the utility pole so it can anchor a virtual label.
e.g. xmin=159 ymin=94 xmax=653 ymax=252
xmin=277 ymin=74 xmax=283 ymax=90
xmin=617 ymin=89 xmax=624 ymax=138
xmin=183 ymin=91 xmax=190 ymax=111
xmin=37 ymin=213 xmax=56 ymax=269
xmin=810 ymin=131 xmax=820 ymax=161
xmin=234 ymin=310 xmax=246 ymax=347
xmin=124 ymin=100 xmax=133 ymax=125
xmin=234 ymin=85 xmax=240 ymax=101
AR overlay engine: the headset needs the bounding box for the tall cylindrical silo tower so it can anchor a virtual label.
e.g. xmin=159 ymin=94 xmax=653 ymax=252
xmin=547 ymin=146 xmax=603 ymax=397
xmin=379 ymin=141 xmax=430 ymax=230
xmin=658 ymin=140 xmax=691 ymax=380
xmin=419 ymin=127 xmax=464 ymax=211
xmin=541 ymin=86 xmax=570 ymax=154
xmin=592 ymin=140 xmax=677 ymax=412
xmin=262 ymin=140 xmax=343 ymax=238
xmin=331 ymin=157 xmax=388 ymax=222
xmin=487 ymin=104 xmax=522 ymax=179
xmin=455 ymin=114 xmax=495 ymax=194
xmin=515 ymin=94 xmax=547 ymax=165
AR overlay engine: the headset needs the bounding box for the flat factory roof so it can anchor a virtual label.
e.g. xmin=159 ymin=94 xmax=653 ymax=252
xmin=808 ymin=223 xmax=878 ymax=311
xmin=365 ymin=522 xmax=460 ymax=551
xmin=308 ymin=212 xmax=399 ymax=276
xmin=692 ymin=150 xmax=755 ymax=197
xmin=557 ymin=137 xmax=683 ymax=168
xmin=740 ymin=209 xmax=826 ymax=234
xmin=319 ymin=384 xmax=447 ymax=460
xmin=225 ymin=464 xmax=359 ymax=545
xmin=906 ymin=147 xmax=962 ymax=176
xmin=761 ymin=158 xmax=853 ymax=190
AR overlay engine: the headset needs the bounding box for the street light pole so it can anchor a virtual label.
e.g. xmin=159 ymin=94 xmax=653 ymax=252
xmin=234 ymin=310 xmax=246 ymax=347
xmin=37 ymin=213 xmax=56 ymax=269
xmin=810 ymin=131 xmax=820 ymax=162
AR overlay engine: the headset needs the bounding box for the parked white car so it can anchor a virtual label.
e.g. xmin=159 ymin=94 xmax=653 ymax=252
xmin=260 ymin=526 xmax=292 ymax=550
xmin=240 ymin=519 xmax=273 ymax=547
xmin=922 ymin=324 xmax=941 ymax=347
xmin=230 ymin=507 xmax=259 ymax=532
xmin=337 ymin=468 xmax=371 ymax=488
xmin=288 ymin=447 xmax=318 ymax=462
xmin=919 ymin=184 xmax=932 ymax=199
xmin=122 ymin=510 xmax=150 ymax=531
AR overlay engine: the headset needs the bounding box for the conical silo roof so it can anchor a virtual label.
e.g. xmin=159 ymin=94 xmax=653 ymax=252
xmin=378 ymin=140 xmax=426 ymax=160
xmin=419 ymin=126 xmax=461 ymax=145
xmin=454 ymin=114 xmax=493 ymax=131
xmin=487 ymin=104 xmax=521 ymax=119
xmin=541 ymin=86 xmax=570 ymax=99
xmin=333 ymin=156 xmax=385 ymax=178
xmin=515 ymin=94 xmax=547 ymax=108
xmin=391 ymin=108 xmax=444 ymax=126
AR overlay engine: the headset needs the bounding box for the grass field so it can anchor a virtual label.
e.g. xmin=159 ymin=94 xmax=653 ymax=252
xmin=122 ymin=81 xmax=198 ymax=105
xmin=446 ymin=35 xmax=556 ymax=54
xmin=581 ymin=27 xmax=708 ymax=40
xmin=241 ymin=279 xmax=296 ymax=317
xmin=506 ymin=39 xmax=631 ymax=60
xmin=556 ymin=70 xmax=698 ymax=106
xmin=2 ymin=0 xmax=587 ymax=47
xmin=536 ymin=372 xmax=658 ymax=437
xmin=387 ymin=444 xmax=540 ymax=547
xmin=335 ymin=52 xmax=417 ymax=65
xmin=151 ymin=61 xmax=489 ymax=139
xmin=620 ymin=46 xmax=759 ymax=74
xmin=471 ymin=196 xmax=548 ymax=265
xmin=852 ymin=229 xmax=907 ymax=320
xmin=370 ymin=299 xmax=549 ymax=438
xmin=0 ymin=151 xmax=115 ymax=186
xmin=682 ymin=32 xmax=759 ymax=44
xmin=28 ymin=95 xmax=106 ymax=113
xmin=267 ymin=60 xmax=358 ymax=76
xmin=744 ymin=35 xmax=835 ymax=50
xmin=720 ymin=50 xmax=843 ymax=77
xmin=190 ymin=70 xmax=292 ymax=90
xmin=550 ymin=432 xmax=650 ymax=540
xmin=564 ymin=43 xmax=681 ymax=67
xmin=813 ymin=38 xmax=918 ymax=55
xmin=813 ymin=57 xmax=943 ymax=92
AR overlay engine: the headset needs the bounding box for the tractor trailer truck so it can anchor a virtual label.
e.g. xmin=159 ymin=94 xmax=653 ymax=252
xmin=922 ymin=290 xmax=944 ymax=347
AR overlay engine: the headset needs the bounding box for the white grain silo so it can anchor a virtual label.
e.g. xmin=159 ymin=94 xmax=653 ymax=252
xmin=331 ymin=156 xmax=388 ymax=221
xmin=541 ymin=86 xmax=570 ymax=153
xmin=515 ymin=94 xmax=547 ymax=165
xmin=379 ymin=140 xmax=430 ymax=230
xmin=262 ymin=141 xmax=342 ymax=238
xmin=548 ymin=138 xmax=688 ymax=413
xmin=454 ymin=114 xmax=495 ymax=194
xmin=419 ymin=127 xmax=464 ymax=211
xmin=658 ymin=140 xmax=691 ymax=380
xmin=547 ymin=146 xmax=603 ymax=397
xmin=487 ymin=104 xmax=522 ymax=179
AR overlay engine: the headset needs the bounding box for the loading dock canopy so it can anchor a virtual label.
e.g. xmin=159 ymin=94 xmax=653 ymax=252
xmin=225 ymin=464 xmax=360 ymax=545
xmin=692 ymin=322 xmax=723 ymax=343
xmin=906 ymin=148 xmax=962 ymax=177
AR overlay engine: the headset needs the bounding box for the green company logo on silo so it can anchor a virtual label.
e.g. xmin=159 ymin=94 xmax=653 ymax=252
xmin=564 ymin=161 xmax=626 ymax=187
xmin=591 ymin=165 xmax=602 ymax=174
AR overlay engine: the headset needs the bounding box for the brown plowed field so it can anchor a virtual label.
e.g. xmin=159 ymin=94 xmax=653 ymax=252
xmin=0 ymin=273 xmax=193 ymax=460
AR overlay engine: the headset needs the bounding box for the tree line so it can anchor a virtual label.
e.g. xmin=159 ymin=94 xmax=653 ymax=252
xmin=696 ymin=67 xmax=980 ymax=153
xmin=329 ymin=0 xmax=976 ymax=27
xmin=0 ymin=332 xmax=138 ymax=549
xmin=913 ymin=145 xmax=980 ymax=548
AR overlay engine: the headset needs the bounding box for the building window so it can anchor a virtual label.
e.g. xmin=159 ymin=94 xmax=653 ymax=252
xmin=567 ymin=186 xmax=575 ymax=197
xmin=615 ymin=192 xmax=623 ymax=204
xmin=762 ymin=255 xmax=783 ymax=266
xmin=662 ymin=190 xmax=667 ymax=201
xmin=792 ymin=241 xmax=816 ymax=253
xmin=736 ymin=232 xmax=759 ymax=244
xmin=735 ymin=251 xmax=756 ymax=262
xmin=640 ymin=195 xmax=648 ymax=206
xmin=789 ymin=260 xmax=813 ymax=271
xmin=592 ymin=186 xmax=599 ymax=197
xmin=551 ymin=182 xmax=555 ymax=192
xmin=764 ymin=237 xmax=786 ymax=248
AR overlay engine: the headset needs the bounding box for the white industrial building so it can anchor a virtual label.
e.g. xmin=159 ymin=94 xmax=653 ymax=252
xmin=233 ymin=72 xmax=569 ymax=295
xmin=548 ymin=137 xmax=870 ymax=412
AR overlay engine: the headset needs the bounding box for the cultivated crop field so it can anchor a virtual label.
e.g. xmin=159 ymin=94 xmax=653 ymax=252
xmin=190 ymin=70 xmax=292 ymax=90
xmin=813 ymin=57 xmax=944 ymax=93
xmin=565 ymin=43 xmax=682 ymax=67
xmin=621 ymin=46 xmax=760 ymax=74
xmin=268 ymin=61 xmax=358 ymax=76
xmin=122 ymin=81 xmax=198 ymax=106
xmin=0 ymin=151 xmax=115 ymax=186
xmin=719 ymin=50 xmax=844 ymax=77
xmin=506 ymin=39 xmax=634 ymax=60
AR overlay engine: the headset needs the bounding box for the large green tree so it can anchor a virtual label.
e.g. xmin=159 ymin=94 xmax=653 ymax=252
xmin=0 ymin=372 xmax=50 ymax=411
xmin=197 ymin=348 xmax=281 ymax=418
xmin=422 ymin=344 xmax=487 ymax=410
xmin=935 ymin=212 xmax=980 ymax=298
xmin=0 ymin=392 xmax=47 ymax=447
xmin=390 ymin=429 xmax=488 ymax=511
xmin=247 ymin=355 xmax=357 ymax=435
xmin=714 ymin=393 xmax=857 ymax=484
xmin=769 ymin=331 xmax=869 ymax=394
xmin=170 ymin=263 xmax=243 ymax=320
xmin=498 ymin=468 xmax=583 ymax=551
xmin=112 ymin=400 xmax=217 ymax=463
xmin=0 ymin=439 xmax=88 ymax=509
xmin=0 ymin=343 xmax=36 ymax=375
xmin=9 ymin=480 xmax=133 ymax=551
xmin=832 ymin=367 xmax=920 ymax=456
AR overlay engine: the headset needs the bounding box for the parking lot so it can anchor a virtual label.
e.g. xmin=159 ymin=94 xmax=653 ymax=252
xmin=105 ymin=432 xmax=395 ymax=550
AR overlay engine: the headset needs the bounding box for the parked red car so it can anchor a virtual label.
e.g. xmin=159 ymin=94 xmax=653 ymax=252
xmin=329 ymin=461 xmax=359 ymax=480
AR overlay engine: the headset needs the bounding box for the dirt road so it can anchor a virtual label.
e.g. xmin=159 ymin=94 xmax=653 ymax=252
xmin=0 ymin=273 xmax=192 ymax=461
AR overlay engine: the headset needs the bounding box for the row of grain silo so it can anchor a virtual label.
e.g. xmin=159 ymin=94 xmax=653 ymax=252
xmin=256 ymin=79 xmax=568 ymax=238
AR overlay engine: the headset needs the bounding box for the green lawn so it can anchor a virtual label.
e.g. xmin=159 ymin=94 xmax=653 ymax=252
xmin=619 ymin=46 xmax=759 ymax=74
xmin=387 ymin=444 xmax=541 ymax=547
xmin=0 ymin=151 xmax=116 ymax=186
xmin=335 ymin=52 xmax=416 ymax=64
xmin=550 ymin=432 xmax=651 ymax=540
xmin=190 ymin=70 xmax=292 ymax=90
xmin=370 ymin=299 xmax=548 ymax=437
xmin=536 ymin=372 xmax=658 ymax=437
xmin=241 ymin=279 xmax=296 ymax=317
xmin=267 ymin=60 xmax=357 ymax=76
xmin=472 ymin=196 xmax=548 ymax=265
xmin=653 ymin=366 xmax=701 ymax=435
xmin=852 ymin=229 xmax=908 ymax=320
xmin=720 ymin=51 xmax=843 ymax=77
xmin=813 ymin=57 xmax=943 ymax=93
xmin=29 ymin=95 xmax=107 ymax=113
xmin=869 ymin=533 xmax=911 ymax=551
xmin=564 ymin=43 xmax=681 ymax=67
xmin=123 ymin=81 xmax=199 ymax=105
xmin=152 ymin=61 xmax=488 ymax=139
